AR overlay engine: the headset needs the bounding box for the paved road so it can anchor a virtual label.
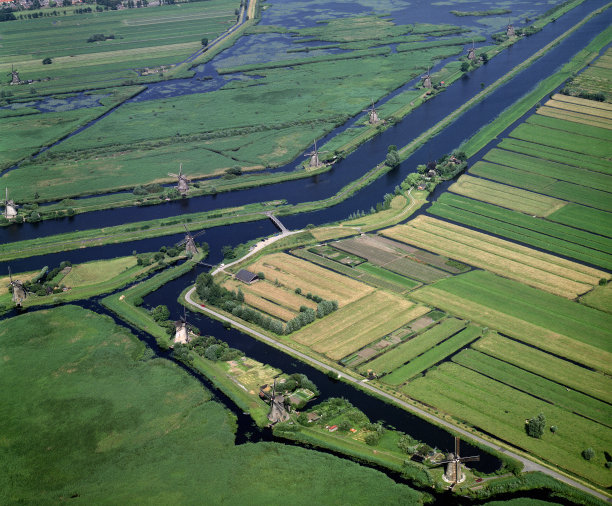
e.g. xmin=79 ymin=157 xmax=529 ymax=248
xmin=184 ymin=285 xmax=610 ymax=502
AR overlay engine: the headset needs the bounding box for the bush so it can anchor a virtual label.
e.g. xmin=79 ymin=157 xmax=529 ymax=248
xmin=42 ymin=57 xmax=52 ymax=65
xmin=526 ymin=413 xmax=546 ymax=438
xmin=258 ymin=272 xmax=265 ymax=280
xmin=582 ymin=448 xmax=595 ymax=461
xmin=365 ymin=432 xmax=381 ymax=446
xmin=150 ymin=304 xmax=170 ymax=323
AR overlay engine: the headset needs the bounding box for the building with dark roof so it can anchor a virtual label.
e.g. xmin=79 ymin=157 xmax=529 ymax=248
xmin=235 ymin=269 xmax=259 ymax=284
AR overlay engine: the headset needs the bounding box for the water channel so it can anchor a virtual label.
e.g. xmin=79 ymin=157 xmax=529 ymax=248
xmin=2 ymin=2 xmax=611 ymax=500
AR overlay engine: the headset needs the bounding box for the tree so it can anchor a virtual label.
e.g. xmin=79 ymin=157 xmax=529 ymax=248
xmin=582 ymin=447 xmax=595 ymax=461
xmin=550 ymin=425 xmax=557 ymax=434
xmin=151 ymin=304 xmax=170 ymax=323
xmin=201 ymin=37 xmax=208 ymax=47
xmin=42 ymin=57 xmax=53 ymax=65
xmin=385 ymin=150 xmax=400 ymax=168
xmin=526 ymin=413 xmax=546 ymax=438
xmin=460 ymin=61 xmax=470 ymax=72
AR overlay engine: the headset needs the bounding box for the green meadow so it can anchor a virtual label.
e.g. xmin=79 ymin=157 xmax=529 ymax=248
xmin=0 ymin=305 xmax=422 ymax=504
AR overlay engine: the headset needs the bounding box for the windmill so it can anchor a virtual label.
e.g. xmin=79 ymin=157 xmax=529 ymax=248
xmin=8 ymin=267 xmax=27 ymax=307
xmin=8 ymin=65 xmax=21 ymax=85
xmin=467 ymin=40 xmax=476 ymax=60
xmin=175 ymin=225 xmax=206 ymax=256
xmin=168 ymin=163 xmax=191 ymax=194
xmin=437 ymin=437 xmax=480 ymax=486
xmin=263 ymin=379 xmax=290 ymax=424
xmin=174 ymin=306 xmax=190 ymax=344
xmin=422 ymin=67 xmax=432 ymax=89
xmin=304 ymin=139 xmax=327 ymax=168
xmin=506 ymin=19 xmax=516 ymax=37
xmin=362 ymin=99 xmax=380 ymax=125
xmin=3 ymin=188 xmax=18 ymax=219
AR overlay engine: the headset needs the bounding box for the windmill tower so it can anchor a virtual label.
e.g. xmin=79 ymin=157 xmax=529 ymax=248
xmin=175 ymin=225 xmax=206 ymax=256
xmin=168 ymin=164 xmax=191 ymax=194
xmin=3 ymin=188 xmax=18 ymax=219
xmin=265 ymin=379 xmax=290 ymax=424
xmin=304 ymin=139 xmax=327 ymax=168
xmin=422 ymin=67 xmax=432 ymax=89
xmin=362 ymin=99 xmax=380 ymax=125
xmin=174 ymin=307 xmax=190 ymax=344
xmin=439 ymin=437 xmax=480 ymax=486
xmin=8 ymin=65 xmax=21 ymax=85
xmin=506 ymin=19 xmax=515 ymax=37
xmin=467 ymin=40 xmax=476 ymax=60
xmin=8 ymin=267 xmax=27 ymax=307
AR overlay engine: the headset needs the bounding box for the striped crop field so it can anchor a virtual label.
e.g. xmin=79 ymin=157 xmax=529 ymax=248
xmin=473 ymin=333 xmax=612 ymax=403
xmin=531 ymin=101 xmax=612 ymax=123
xmin=293 ymin=291 xmax=429 ymax=361
xmin=355 ymin=263 xmax=421 ymax=290
xmin=404 ymin=362 xmax=612 ymax=487
xmin=469 ymin=161 xmax=612 ymax=212
xmin=411 ymin=270 xmax=612 ymax=373
xmin=428 ymin=193 xmax=612 ymax=270
xmin=551 ymin=93 xmax=612 ymax=109
xmin=382 ymin=325 xmax=481 ymax=385
xmin=482 ymin=148 xmax=612 ymax=192
xmin=453 ymin=349 xmax=612 ymax=426
xmin=357 ymin=317 xmax=466 ymax=375
xmin=247 ymin=253 xmax=374 ymax=307
xmin=536 ymin=105 xmax=612 ymax=129
xmin=497 ymin=137 xmax=612 ymax=175
xmin=381 ymin=216 xmax=608 ymax=298
xmin=449 ymin=175 xmax=567 ymax=217
xmin=562 ymin=47 xmax=612 ymax=100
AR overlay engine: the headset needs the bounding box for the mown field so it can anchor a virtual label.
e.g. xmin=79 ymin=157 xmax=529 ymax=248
xmin=0 ymin=305 xmax=420 ymax=504
xmin=293 ymin=291 xmax=429 ymax=361
xmin=410 ymin=270 xmax=612 ymax=373
xmin=562 ymin=47 xmax=612 ymax=102
xmin=382 ymin=216 xmax=608 ymax=299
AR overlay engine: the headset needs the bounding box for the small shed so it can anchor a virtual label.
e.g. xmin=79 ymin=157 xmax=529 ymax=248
xmin=235 ymin=269 xmax=259 ymax=284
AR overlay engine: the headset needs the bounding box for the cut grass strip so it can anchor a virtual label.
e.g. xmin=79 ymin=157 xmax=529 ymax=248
xmin=541 ymin=99 xmax=612 ymax=120
xmin=537 ymin=105 xmax=612 ymax=129
xmin=551 ymin=93 xmax=612 ymax=111
xmin=473 ymin=333 xmax=612 ymax=403
xmin=384 ymin=325 xmax=481 ymax=385
xmin=355 ymin=263 xmax=420 ymax=290
xmin=358 ymin=317 xmax=466 ymax=375
xmin=453 ymin=349 xmax=612 ymax=426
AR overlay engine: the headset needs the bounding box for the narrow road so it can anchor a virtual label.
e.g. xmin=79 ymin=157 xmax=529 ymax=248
xmin=184 ymin=285 xmax=610 ymax=502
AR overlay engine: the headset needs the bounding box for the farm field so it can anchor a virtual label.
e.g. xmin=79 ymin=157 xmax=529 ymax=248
xmin=384 ymin=325 xmax=482 ymax=385
xmin=448 ymin=175 xmax=567 ymax=217
xmin=246 ymin=252 xmax=373 ymax=307
xmin=561 ymin=47 xmax=612 ymax=102
xmin=547 ymin=203 xmax=612 ymax=238
xmin=358 ymin=317 xmax=466 ymax=376
xmin=404 ymin=362 xmax=612 ymax=487
xmin=382 ymin=216 xmax=608 ymax=298
xmin=293 ymin=291 xmax=429 ymax=361
xmin=473 ymin=333 xmax=612 ymax=404
xmin=428 ymin=193 xmax=612 ymax=270
xmin=579 ymin=283 xmax=612 ymax=314
xmin=452 ymin=348 xmax=612 ymax=426
xmin=411 ymin=270 xmax=612 ymax=373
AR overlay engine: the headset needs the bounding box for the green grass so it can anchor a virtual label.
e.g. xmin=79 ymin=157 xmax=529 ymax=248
xmin=404 ymin=362 xmax=612 ymax=487
xmin=547 ymin=203 xmax=612 ymax=238
xmin=469 ymin=161 xmax=612 ymax=212
xmin=526 ymin=112 xmax=612 ymax=140
xmin=473 ymin=333 xmax=612 ymax=404
xmin=580 ymin=283 xmax=612 ymax=314
xmin=0 ymin=305 xmax=421 ymax=504
xmin=428 ymin=193 xmax=612 ymax=270
xmin=453 ymin=349 xmax=612 ymax=426
xmin=358 ymin=318 xmax=466 ymax=375
xmin=482 ymin=148 xmax=612 ymax=192
xmin=383 ymin=325 xmax=481 ymax=385
xmin=355 ymin=262 xmax=420 ymax=289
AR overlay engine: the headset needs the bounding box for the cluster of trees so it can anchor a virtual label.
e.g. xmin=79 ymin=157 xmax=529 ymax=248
xmin=231 ymin=304 xmax=285 ymax=334
xmin=16 ymin=261 xmax=72 ymax=296
xmin=526 ymin=412 xmax=546 ymax=438
xmin=385 ymin=145 xmax=400 ymax=168
xmin=0 ymin=8 xmax=16 ymax=21
xmin=188 ymin=334 xmax=243 ymax=362
xmin=87 ymin=33 xmax=115 ymax=43
xmin=275 ymin=373 xmax=319 ymax=396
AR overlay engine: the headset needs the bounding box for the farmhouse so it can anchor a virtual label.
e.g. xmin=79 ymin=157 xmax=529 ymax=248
xmin=235 ymin=269 xmax=258 ymax=284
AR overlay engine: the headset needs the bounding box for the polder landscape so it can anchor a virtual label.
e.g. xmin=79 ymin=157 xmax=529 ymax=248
xmin=1 ymin=0 xmax=611 ymax=503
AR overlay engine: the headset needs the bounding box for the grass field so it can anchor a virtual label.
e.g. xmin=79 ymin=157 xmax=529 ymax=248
xmin=246 ymin=252 xmax=373 ymax=306
xmin=411 ymin=270 xmax=612 ymax=373
xmin=453 ymin=348 xmax=612 ymax=426
xmin=404 ymin=362 xmax=612 ymax=487
xmin=579 ymin=283 xmax=612 ymax=314
xmin=547 ymin=203 xmax=612 ymax=238
xmin=448 ymin=175 xmax=567 ymax=217
xmin=428 ymin=193 xmax=612 ymax=270
xmin=384 ymin=325 xmax=481 ymax=385
xmin=293 ymin=291 xmax=429 ymax=361
xmin=473 ymin=333 xmax=612 ymax=404
xmin=0 ymin=305 xmax=420 ymax=504
xmin=561 ymin=47 xmax=612 ymax=101
xmin=355 ymin=263 xmax=421 ymax=290
xmin=358 ymin=318 xmax=466 ymax=375
xmin=382 ymin=216 xmax=608 ymax=298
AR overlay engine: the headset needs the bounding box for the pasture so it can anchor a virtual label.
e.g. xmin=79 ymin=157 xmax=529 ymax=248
xmin=247 ymin=252 xmax=373 ymax=306
xmin=404 ymin=362 xmax=612 ymax=487
xmin=473 ymin=333 xmax=612 ymax=404
xmin=411 ymin=270 xmax=612 ymax=373
xmin=358 ymin=317 xmax=466 ymax=375
xmin=561 ymin=47 xmax=612 ymax=101
xmin=448 ymin=175 xmax=567 ymax=217
xmin=429 ymin=193 xmax=612 ymax=270
xmin=580 ymin=283 xmax=612 ymax=314
xmin=293 ymin=291 xmax=429 ymax=361
xmin=382 ymin=216 xmax=608 ymax=298
xmin=547 ymin=203 xmax=612 ymax=238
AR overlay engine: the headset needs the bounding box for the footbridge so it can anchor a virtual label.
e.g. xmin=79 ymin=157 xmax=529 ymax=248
xmin=265 ymin=212 xmax=289 ymax=233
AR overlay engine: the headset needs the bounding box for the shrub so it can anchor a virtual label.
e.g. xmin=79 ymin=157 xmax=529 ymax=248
xmin=42 ymin=57 xmax=52 ymax=64
xmin=582 ymin=448 xmax=595 ymax=461
xmin=365 ymin=432 xmax=381 ymax=446
xmin=526 ymin=413 xmax=546 ymax=438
